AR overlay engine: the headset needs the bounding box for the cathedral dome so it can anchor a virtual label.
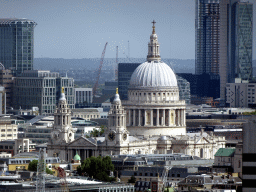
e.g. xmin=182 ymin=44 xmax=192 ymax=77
xmin=129 ymin=61 xmax=177 ymax=89
xmin=129 ymin=20 xmax=177 ymax=90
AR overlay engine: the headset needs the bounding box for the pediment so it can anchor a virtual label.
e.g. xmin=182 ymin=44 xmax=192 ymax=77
xmin=196 ymin=137 xmax=210 ymax=144
xmin=68 ymin=136 xmax=97 ymax=147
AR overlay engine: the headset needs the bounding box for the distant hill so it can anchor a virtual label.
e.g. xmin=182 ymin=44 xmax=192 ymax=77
xmin=34 ymin=58 xmax=196 ymax=73
xmin=34 ymin=58 xmax=256 ymax=75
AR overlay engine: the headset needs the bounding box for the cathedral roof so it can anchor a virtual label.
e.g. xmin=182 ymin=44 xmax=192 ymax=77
xmin=129 ymin=20 xmax=177 ymax=90
xmin=129 ymin=61 xmax=177 ymax=89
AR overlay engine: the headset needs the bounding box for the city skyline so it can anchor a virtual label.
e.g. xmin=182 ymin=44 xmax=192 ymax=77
xmin=0 ymin=0 xmax=255 ymax=60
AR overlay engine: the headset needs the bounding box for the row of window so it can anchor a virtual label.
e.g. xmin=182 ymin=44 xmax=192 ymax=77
xmin=134 ymin=172 xmax=181 ymax=177
xmin=1 ymin=129 xmax=16 ymax=132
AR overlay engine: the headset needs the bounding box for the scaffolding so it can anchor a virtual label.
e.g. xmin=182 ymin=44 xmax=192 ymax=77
xmin=36 ymin=148 xmax=46 ymax=192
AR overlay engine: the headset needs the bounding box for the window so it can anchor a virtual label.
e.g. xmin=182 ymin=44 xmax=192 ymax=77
xmin=1 ymin=129 xmax=5 ymax=132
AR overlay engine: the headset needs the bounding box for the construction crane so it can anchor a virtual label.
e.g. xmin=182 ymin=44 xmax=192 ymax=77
xmin=54 ymin=167 xmax=68 ymax=192
xmin=115 ymin=46 xmax=118 ymax=81
xmin=160 ymin=166 xmax=172 ymax=192
xmin=36 ymin=148 xmax=46 ymax=192
xmin=93 ymin=42 xmax=108 ymax=96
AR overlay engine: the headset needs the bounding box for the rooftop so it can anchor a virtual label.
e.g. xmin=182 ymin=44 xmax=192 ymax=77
xmin=214 ymin=148 xmax=236 ymax=157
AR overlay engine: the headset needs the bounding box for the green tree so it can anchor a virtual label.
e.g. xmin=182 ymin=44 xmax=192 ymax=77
xmin=128 ymin=175 xmax=136 ymax=183
xmin=77 ymin=156 xmax=115 ymax=182
xmin=28 ymin=160 xmax=38 ymax=172
xmin=89 ymin=126 xmax=106 ymax=137
xmin=28 ymin=160 xmax=54 ymax=175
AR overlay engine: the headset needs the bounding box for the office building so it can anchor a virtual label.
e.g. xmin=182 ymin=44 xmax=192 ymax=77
xmin=102 ymin=81 xmax=118 ymax=95
xmin=0 ymin=18 xmax=37 ymax=76
xmin=118 ymin=63 xmax=140 ymax=100
xmin=75 ymin=88 xmax=93 ymax=108
xmin=243 ymin=116 xmax=256 ymax=191
xmin=177 ymin=73 xmax=220 ymax=99
xmin=176 ymin=75 xmax=191 ymax=104
xmin=226 ymin=78 xmax=256 ymax=108
xmin=13 ymin=70 xmax=75 ymax=115
xmin=219 ymin=0 xmax=253 ymax=104
xmin=0 ymin=86 xmax=6 ymax=114
xmin=0 ymin=120 xmax=17 ymax=141
xmin=195 ymin=0 xmax=220 ymax=75
xmin=0 ymin=69 xmax=13 ymax=108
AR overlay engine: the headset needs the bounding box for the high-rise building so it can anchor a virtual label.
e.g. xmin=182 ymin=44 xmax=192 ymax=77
xmin=195 ymin=0 xmax=220 ymax=75
xmin=118 ymin=63 xmax=140 ymax=100
xmin=0 ymin=18 xmax=37 ymax=76
xmin=13 ymin=70 xmax=75 ymax=115
xmin=0 ymin=69 xmax=13 ymax=108
xmin=219 ymin=0 xmax=253 ymax=105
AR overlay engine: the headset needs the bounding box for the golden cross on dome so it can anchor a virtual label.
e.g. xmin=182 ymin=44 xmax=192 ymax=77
xmin=116 ymin=88 xmax=118 ymax=94
xmin=152 ymin=20 xmax=156 ymax=34
xmin=62 ymin=87 xmax=64 ymax=93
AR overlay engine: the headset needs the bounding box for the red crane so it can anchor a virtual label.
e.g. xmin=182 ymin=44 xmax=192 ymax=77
xmin=93 ymin=42 xmax=108 ymax=96
xmin=54 ymin=167 xmax=68 ymax=191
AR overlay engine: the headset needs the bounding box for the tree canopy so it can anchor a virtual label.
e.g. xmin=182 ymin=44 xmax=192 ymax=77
xmin=77 ymin=156 xmax=115 ymax=182
xmin=28 ymin=160 xmax=54 ymax=175
xmin=87 ymin=126 xmax=105 ymax=138
xmin=128 ymin=175 xmax=136 ymax=183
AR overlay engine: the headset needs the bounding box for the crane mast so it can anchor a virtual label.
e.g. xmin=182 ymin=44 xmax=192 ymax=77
xmin=93 ymin=42 xmax=108 ymax=96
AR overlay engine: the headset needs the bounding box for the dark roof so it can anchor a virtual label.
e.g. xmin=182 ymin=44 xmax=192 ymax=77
xmin=93 ymin=94 xmax=115 ymax=104
xmin=214 ymin=131 xmax=242 ymax=141
xmin=72 ymin=108 xmax=99 ymax=113
xmin=214 ymin=148 xmax=236 ymax=157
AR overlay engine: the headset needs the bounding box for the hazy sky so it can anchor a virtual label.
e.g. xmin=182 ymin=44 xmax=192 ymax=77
xmin=0 ymin=0 xmax=255 ymax=59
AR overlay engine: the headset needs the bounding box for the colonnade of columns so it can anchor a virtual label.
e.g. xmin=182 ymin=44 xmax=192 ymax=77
xmin=67 ymin=149 xmax=97 ymax=162
xmin=128 ymin=90 xmax=179 ymax=103
xmin=127 ymin=108 xmax=185 ymax=127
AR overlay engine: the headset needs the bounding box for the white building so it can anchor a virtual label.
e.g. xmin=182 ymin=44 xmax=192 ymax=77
xmin=47 ymin=21 xmax=226 ymax=161
xmin=226 ymin=78 xmax=256 ymax=108
xmin=75 ymin=88 xmax=93 ymax=107
xmin=72 ymin=108 xmax=100 ymax=120
xmin=0 ymin=121 xmax=17 ymax=141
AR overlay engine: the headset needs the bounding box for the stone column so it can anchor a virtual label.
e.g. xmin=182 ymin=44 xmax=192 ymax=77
xmin=144 ymin=110 xmax=147 ymax=126
xmin=138 ymin=110 xmax=141 ymax=126
xmin=150 ymin=109 xmax=153 ymax=126
xmin=156 ymin=109 xmax=159 ymax=126
xmin=175 ymin=110 xmax=177 ymax=126
xmin=129 ymin=110 xmax=131 ymax=126
xmin=178 ymin=109 xmax=180 ymax=126
xmin=133 ymin=110 xmax=136 ymax=126
xmin=168 ymin=109 xmax=171 ymax=126
xmin=163 ymin=109 xmax=165 ymax=126
xmin=183 ymin=109 xmax=186 ymax=126
xmin=181 ymin=109 xmax=184 ymax=126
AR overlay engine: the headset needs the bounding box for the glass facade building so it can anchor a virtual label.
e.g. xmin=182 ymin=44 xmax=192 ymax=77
xmin=118 ymin=63 xmax=141 ymax=100
xmin=0 ymin=18 xmax=36 ymax=76
xmin=13 ymin=70 xmax=75 ymax=115
xmin=231 ymin=2 xmax=253 ymax=81
xmin=195 ymin=0 xmax=220 ymax=75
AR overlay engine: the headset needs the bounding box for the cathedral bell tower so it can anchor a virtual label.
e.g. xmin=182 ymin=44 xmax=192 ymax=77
xmin=106 ymin=88 xmax=129 ymax=146
xmin=51 ymin=87 xmax=76 ymax=143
